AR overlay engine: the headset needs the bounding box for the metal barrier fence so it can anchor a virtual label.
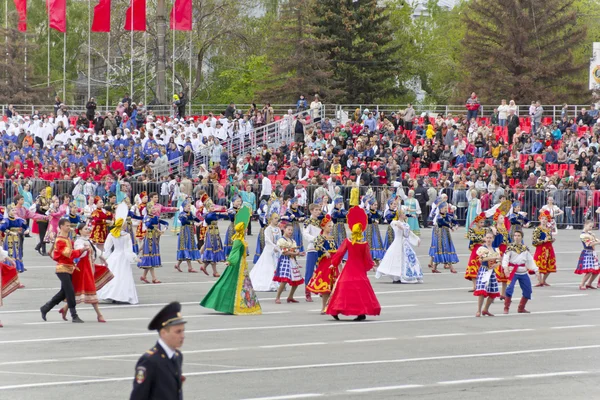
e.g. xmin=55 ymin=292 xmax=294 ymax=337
xmin=7 ymin=179 xmax=598 ymax=228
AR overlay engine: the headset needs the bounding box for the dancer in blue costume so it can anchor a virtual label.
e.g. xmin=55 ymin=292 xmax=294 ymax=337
xmin=123 ymin=197 xmax=143 ymax=254
xmin=508 ymin=201 xmax=530 ymax=241
xmin=200 ymin=197 xmax=229 ymax=277
xmin=364 ymin=196 xmax=385 ymax=263
xmin=174 ymin=200 xmax=203 ymax=274
xmin=138 ymin=202 xmax=169 ymax=284
xmin=281 ymin=197 xmax=305 ymax=252
xmin=429 ymin=202 xmax=459 ymax=274
xmin=383 ymin=196 xmax=398 ymax=250
xmin=331 ymin=195 xmax=348 ymax=248
xmin=0 ymin=204 xmax=28 ymax=274
xmin=224 ymin=195 xmax=243 ymax=256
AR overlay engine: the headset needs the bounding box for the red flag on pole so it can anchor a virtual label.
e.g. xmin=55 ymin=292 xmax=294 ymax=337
xmin=169 ymin=0 xmax=192 ymax=31
xmin=47 ymin=0 xmax=67 ymax=33
xmin=12 ymin=0 xmax=27 ymax=32
xmin=91 ymin=0 xmax=111 ymax=32
xmin=124 ymin=0 xmax=146 ymax=31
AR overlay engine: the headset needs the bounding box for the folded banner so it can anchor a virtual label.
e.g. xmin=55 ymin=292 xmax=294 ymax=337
xmin=169 ymin=0 xmax=192 ymax=31
xmin=91 ymin=0 xmax=111 ymax=32
xmin=124 ymin=0 xmax=146 ymax=31
xmin=47 ymin=0 xmax=67 ymax=33
xmin=13 ymin=0 xmax=27 ymax=32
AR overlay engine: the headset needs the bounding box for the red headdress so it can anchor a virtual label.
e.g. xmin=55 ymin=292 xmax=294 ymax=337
xmin=140 ymin=191 xmax=148 ymax=200
xmin=200 ymin=193 xmax=209 ymax=203
xmin=493 ymin=209 xmax=503 ymax=222
xmin=348 ymin=206 xmax=367 ymax=243
xmin=320 ymin=214 xmax=332 ymax=232
xmin=539 ymin=210 xmax=552 ymax=220
xmin=93 ymin=196 xmax=102 ymax=205
xmin=471 ymin=212 xmax=486 ymax=228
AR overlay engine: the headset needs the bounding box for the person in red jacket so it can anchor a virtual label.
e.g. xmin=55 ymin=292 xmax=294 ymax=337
xmin=40 ymin=218 xmax=90 ymax=323
xmin=466 ymin=92 xmax=480 ymax=122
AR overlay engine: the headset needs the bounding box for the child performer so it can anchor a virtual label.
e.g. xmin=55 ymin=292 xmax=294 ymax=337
xmin=508 ymin=201 xmax=530 ymax=241
xmin=365 ymin=196 xmax=385 ymax=264
xmin=273 ymin=223 xmax=305 ymax=304
xmin=331 ymin=195 xmax=348 ymax=248
xmin=492 ymin=211 xmax=511 ymax=299
xmin=138 ymin=202 xmax=169 ymax=284
xmin=575 ymin=220 xmax=600 ymax=290
xmin=224 ymin=195 xmax=243 ymax=256
xmin=303 ymin=204 xmax=325 ymax=303
xmin=533 ymin=210 xmax=557 ymax=287
xmin=465 ymin=213 xmax=487 ymax=291
xmin=199 ymin=197 xmax=229 ymax=277
xmin=429 ymin=202 xmax=459 ymax=273
xmin=281 ymin=197 xmax=306 ymax=252
xmin=474 ymin=230 xmax=501 ymax=317
xmin=306 ymin=215 xmax=339 ymax=312
xmin=502 ymin=230 xmax=537 ymax=314
xmin=174 ymin=200 xmax=203 ymax=273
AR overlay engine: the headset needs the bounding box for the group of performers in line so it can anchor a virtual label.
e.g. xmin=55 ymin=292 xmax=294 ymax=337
xmin=3 ymin=186 xmax=600 ymax=326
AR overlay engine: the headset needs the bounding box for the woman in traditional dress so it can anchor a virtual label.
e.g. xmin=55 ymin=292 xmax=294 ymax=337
xmin=429 ymin=202 xmax=459 ymax=273
xmin=223 ymin=195 xmax=243 ymax=256
xmin=273 ymin=223 xmax=304 ymax=304
xmin=383 ymin=197 xmax=398 ymax=250
xmin=465 ymin=212 xmax=487 ymax=291
xmin=124 ymin=197 xmax=142 ymax=254
xmin=281 ymin=197 xmax=305 ymax=252
xmin=326 ymin=206 xmax=381 ymax=321
xmin=306 ymin=215 xmax=339 ymax=312
xmin=138 ymin=202 xmax=168 ymax=284
xmin=59 ymin=223 xmax=113 ymax=322
xmin=0 ymin=247 xmax=19 ymax=327
xmin=199 ymin=197 xmax=229 ymax=277
xmin=0 ymin=204 xmax=29 ymax=275
xmin=491 ymin=211 xmax=511 ymax=299
xmin=200 ymin=206 xmax=261 ymax=315
xmin=474 ymin=230 xmax=502 ymax=317
xmin=376 ymin=208 xmax=423 ymax=284
xmin=170 ymin=193 xmax=187 ymax=234
xmin=134 ymin=192 xmax=149 ymax=249
xmin=253 ymin=198 xmax=270 ymax=264
xmin=508 ymin=202 xmax=530 ymax=241
xmin=364 ymin=196 xmax=385 ymax=263
xmin=575 ymin=220 xmax=600 ymax=290
xmin=250 ymin=202 xmax=281 ymax=292
xmin=533 ymin=210 xmax=557 ymax=287
xmin=331 ymin=195 xmax=348 ymax=248
xmin=97 ymin=218 xmax=140 ymax=304
xmin=404 ymin=190 xmax=421 ymax=236
xmin=174 ymin=200 xmax=203 ymax=273
xmin=90 ymin=196 xmax=113 ymax=249
xmin=44 ymin=196 xmax=63 ymax=244
xmin=465 ymin=189 xmax=481 ymax=230
xmin=34 ymin=194 xmax=50 ymax=256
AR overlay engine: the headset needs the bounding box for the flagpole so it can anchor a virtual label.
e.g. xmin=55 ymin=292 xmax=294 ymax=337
xmin=63 ymin=31 xmax=66 ymax=100
xmin=5 ymin=0 xmax=8 ymax=86
xmin=188 ymin=29 xmax=192 ymax=116
xmin=47 ymin=18 xmax=50 ymax=93
xmin=87 ymin=0 xmax=91 ymax=100
xmin=144 ymin=31 xmax=147 ymax=106
xmin=24 ymin=32 xmax=27 ymax=86
xmin=106 ymin=31 xmax=110 ymax=109
xmin=172 ymin=0 xmax=175 ymax=101
xmin=130 ymin=0 xmax=133 ymax=99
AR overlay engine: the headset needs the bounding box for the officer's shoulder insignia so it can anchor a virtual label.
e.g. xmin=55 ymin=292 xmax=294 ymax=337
xmin=135 ymin=366 xmax=146 ymax=384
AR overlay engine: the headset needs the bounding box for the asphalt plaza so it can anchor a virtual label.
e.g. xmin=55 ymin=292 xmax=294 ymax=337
xmin=0 ymin=221 xmax=597 ymax=400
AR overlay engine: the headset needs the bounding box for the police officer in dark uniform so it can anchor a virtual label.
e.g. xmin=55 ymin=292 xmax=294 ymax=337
xmin=130 ymin=302 xmax=186 ymax=400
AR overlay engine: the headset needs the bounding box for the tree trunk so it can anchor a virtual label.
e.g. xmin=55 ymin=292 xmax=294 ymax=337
xmin=156 ymin=0 xmax=167 ymax=104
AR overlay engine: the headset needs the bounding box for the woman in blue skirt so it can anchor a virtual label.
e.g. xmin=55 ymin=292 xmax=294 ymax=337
xmin=364 ymin=196 xmax=385 ymax=263
xmin=200 ymin=198 xmax=229 ymax=277
xmin=174 ymin=200 xmax=203 ymax=274
xmin=474 ymin=230 xmax=501 ymax=317
xmin=404 ymin=190 xmax=421 ymax=236
xmin=331 ymin=195 xmax=348 ymax=248
xmin=138 ymin=202 xmax=169 ymax=284
xmin=281 ymin=197 xmax=305 ymax=252
xmin=224 ymin=195 xmax=243 ymax=256
xmin=429 ymin=202 xmax=459 ymax=273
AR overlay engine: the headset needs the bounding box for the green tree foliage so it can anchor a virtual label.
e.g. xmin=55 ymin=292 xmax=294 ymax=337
xmin=460 ymin=0 xmax=588 ymax=103
xmin=312 ymin=0 xmax=404 ymax=104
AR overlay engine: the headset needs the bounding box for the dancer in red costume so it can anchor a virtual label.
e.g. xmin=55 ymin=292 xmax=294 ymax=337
xmin=0 ymin=248 xmax=19 ymax=327
xmin=464 ymin=212 xmax=487 ymax=292
xmin=325 ymin=206 xmax=381 ymax=321
xmin=90 ymin=197 xmax=113 ymax=248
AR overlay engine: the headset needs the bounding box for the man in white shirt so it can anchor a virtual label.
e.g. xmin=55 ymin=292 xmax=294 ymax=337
xmin=260 ymin=175 xmax=272 ymax=203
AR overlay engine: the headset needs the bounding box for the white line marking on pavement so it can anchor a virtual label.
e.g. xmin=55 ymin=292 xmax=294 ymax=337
xmin=438 ymin=378 xmax=505 ymax=385
xmin=416 ymin=333 xmax=466 ymax=338
xmin=550 ymin=294 xmax=588 ymax=298
xmin=343 ymin=338 xmax=396 ymax=343
xmin=346 ymin=384 xmax=423 ymax=393
xmin=23 ymin=314 xmax=220 ymax=325
xmin=239 ymin=394 xmax=324 ymax=400
xmin=550 ymin=325 xmax=596 ymax=330
xmin=381 ymin=304 xmax=418 ymax=308
xmin=436 ymin=301 xmax=476 ymax=305
xmin=515 ymin=371 xmax=589 ymax=379
xmin=481 ymin=329 xmax=535 ymax=334
xmin=259 ymin=343 xmax=326 ymax=349
xmin=0 ymin=370 xmax=101 ymax=379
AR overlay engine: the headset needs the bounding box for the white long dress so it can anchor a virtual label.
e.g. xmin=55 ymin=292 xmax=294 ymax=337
xmin=97 ymin=232 xmax=139 ymax=304
xmin=376 ymin=221 xmax=423 ymax=283
xmin=250 ymin=225 xmax=281 ymax=291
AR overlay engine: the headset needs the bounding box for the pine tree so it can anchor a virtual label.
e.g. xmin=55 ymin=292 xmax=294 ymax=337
xmin=460 ymin=0 xmax=588 ymax=103
xmin=259 ymin=0 xmax=340 ymax=102
xmin=312 ymin=0 xmax=404 ymax=104
xmin=0 ymin=28 xmax=50 ymax=103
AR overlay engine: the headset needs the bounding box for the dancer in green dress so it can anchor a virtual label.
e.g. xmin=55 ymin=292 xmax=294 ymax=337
xmin=200 ymin=206 xmax=262 ymax=315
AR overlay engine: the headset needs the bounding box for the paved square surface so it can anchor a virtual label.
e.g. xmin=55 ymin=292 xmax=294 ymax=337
xmin=0 ymin=221 xmax=597 ymax=399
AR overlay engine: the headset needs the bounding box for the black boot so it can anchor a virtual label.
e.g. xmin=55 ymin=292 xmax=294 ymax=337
xmin=71 ymin=309 xmax=84 ymax=323
xmin=40 ymin=303 xmax=52 ymax=321
xmin=41 ymin=243 xmax=47 ymax=256
xmin=354 ymin=315 xmax=366 ymax=321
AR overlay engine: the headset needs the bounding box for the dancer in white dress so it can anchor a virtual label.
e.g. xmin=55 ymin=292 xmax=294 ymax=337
xmin=376 ymin=208 xmax=423 ymax=284
xmin=97 ymin=218 xmax=140 ymax=304
xmin=250 ymin=206 xmax=282 ymax=292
